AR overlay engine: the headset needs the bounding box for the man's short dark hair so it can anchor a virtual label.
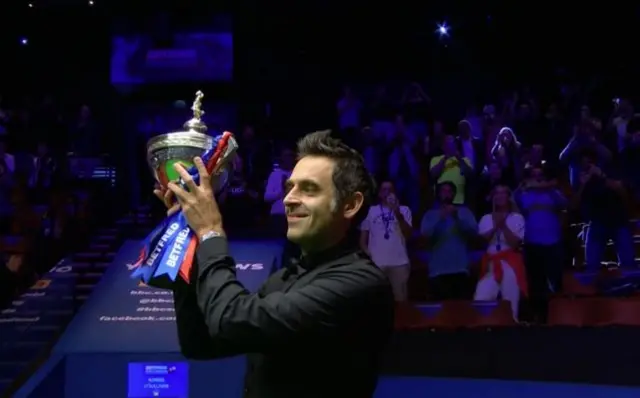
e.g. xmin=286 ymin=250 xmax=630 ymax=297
xmin=297 ymin=130 xmax=375 ymax=225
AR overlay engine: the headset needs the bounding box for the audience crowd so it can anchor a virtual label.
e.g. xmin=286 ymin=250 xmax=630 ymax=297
xmin=2 ymin=80 xmax=639 ymax=326
xmin=228 ymin=81 xmax=640 ymax=324
xmin=0 ymin=96 xmax=104 ymax=308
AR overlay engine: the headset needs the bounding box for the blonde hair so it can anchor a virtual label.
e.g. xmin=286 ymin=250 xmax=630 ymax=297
xmin=490 ymin=184 xmax=520 ymax=214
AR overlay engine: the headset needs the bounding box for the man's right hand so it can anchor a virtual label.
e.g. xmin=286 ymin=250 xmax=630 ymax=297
xmin=153 ymin=184 xmax=180 ymax=216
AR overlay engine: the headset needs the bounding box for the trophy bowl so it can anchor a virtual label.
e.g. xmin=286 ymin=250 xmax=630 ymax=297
xmin=146 ymin=130 xmax=234 ymax=193
xmin=145 ymin=91 xmax=236 ymax=193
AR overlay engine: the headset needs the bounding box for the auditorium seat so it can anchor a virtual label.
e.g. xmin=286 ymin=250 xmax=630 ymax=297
xmin=561 ymin=271 xmax=598 ymax=296
xmin=589 ymin=298 xmax=640 ymax=327
xmin=442 ymin=300 xmax=515 ymax=328
xmin=413 ymin=302 xmax=451 ymax=329
xmin=548 ymin=298 xmax=590 ymax=326
xmin=395 ymin=302 xmax=433 ymax=330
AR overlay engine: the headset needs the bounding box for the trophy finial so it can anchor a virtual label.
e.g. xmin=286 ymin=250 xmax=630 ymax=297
xmin=183 ymin=90 xmax=207 ymax=133
xmin=192 ymin=91 xmax=205 ymax=120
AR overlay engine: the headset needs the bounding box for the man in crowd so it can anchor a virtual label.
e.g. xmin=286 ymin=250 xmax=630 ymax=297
xmin=420 ymin=182 xmax=477 ymax=301
xmin=160 ymin=130 xmax=394 ymax=398
xmin=264 ymin=146 xmax=299 ymax=265
xmin=429 ymin=134 xmax=474 ymax=205
xmin=360 ymin=180 xmax=413 ymax=302
xmin=515 ymin=165 xmax=567 ymax=322
xmin=572 ymin=150 xmax=635 ymax=271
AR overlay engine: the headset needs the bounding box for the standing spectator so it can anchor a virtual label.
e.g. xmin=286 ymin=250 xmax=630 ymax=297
xmin=264 ymin=147 xmax=298 ymax=266
xmin=388 ymin=115 xmax=420 ymax=214
xmin=429 ymin=135 xmax=474 ymax=205
xmin=490 ymin=127 xmax=523 ymax=187
xmin=369 ymin=84 xmax=396 ymax=143
xmin=620 ymin=116 xmax=640 ymax=200
xmin=474 ymin=185 xmax=527 ymax=320
xmin=559 ymin=122 xmax=612 ymax=190
xmin=515 ymin=166 xmax=567 ymax=322
xmin=336 ymin=85 xmax=362 ymax=136
xmin=401 ymin=82 xmax=431 ymax=147
xmin=572 ymin=151 xmax=635 ymax=270
xmin=421 ymin=182 xmax=477 ymax=300
xmin=360 ymin=181 xmax=413 ymax=302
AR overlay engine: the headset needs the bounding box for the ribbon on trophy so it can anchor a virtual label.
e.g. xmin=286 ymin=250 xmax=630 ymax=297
xmin=130 ymin=131 xmax=235 ymax=285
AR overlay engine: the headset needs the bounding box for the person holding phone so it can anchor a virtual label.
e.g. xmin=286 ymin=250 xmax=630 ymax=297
xmin=359 ymin=181 xmax=413 ymax=302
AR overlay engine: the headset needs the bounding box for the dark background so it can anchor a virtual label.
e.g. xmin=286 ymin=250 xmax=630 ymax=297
xmin=1 ymin=0 xmax=638 ymax=135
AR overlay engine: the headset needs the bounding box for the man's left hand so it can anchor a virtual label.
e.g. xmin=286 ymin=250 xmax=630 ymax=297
xmin=167 ymin=157 xmax=224 ymax=239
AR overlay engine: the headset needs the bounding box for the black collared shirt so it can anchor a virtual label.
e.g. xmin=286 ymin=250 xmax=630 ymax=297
xmin=172 ymin=238 xmax=395 ymax=398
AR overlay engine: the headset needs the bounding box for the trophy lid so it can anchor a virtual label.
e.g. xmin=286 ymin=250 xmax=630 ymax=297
xmin=182 ymin=90 xmax=208 ymax=133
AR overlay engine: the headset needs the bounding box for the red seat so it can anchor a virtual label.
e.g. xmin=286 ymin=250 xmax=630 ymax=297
xmin=548 ymin=298 xmax=590 ymax=326
xmin=442 ymin=300 xmax=515 ymax=328
xmin=589 ymin=298 xmax=640 ymax=327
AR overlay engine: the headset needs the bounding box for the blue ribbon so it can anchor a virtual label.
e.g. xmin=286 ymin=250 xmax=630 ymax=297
xmin=130 ymin=134 xmax=227 ymax=284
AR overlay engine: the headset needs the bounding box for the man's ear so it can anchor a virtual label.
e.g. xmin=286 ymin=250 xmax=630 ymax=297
xmin=342 ymin=191 xmax=364 ymax=220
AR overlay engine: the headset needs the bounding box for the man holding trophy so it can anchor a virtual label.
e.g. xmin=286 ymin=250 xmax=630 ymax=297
xmin=135 ymin=92 xmax=395 ymax=398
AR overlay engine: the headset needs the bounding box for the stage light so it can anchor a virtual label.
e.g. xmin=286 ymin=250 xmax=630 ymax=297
xmin=28 ymin=3 xmax=33 ymax=7
xmin=436 ymin=22 xmax=450 ymax=37
xmin=88 ymin=0 xmax=94 ymax=5
xmin=20 ymin=38 xmax=28 ymax=45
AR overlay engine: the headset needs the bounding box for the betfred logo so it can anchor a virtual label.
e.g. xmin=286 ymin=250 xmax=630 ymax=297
xmin=235 ymin=263 xmax=264 ymax=271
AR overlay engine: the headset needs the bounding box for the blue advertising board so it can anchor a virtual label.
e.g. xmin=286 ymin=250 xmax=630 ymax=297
xmin=54 ymin=239 xmax=280 ymax=354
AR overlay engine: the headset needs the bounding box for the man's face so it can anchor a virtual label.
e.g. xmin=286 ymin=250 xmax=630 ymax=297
xmin=530 ymin=144 xmax=543 ymax=160
xmin=493 ymin=186 xmax=510 ymax=207
xmin=530 ymin=167 xmax=544 ymax=182
xmin=438 ymin=184 xmax=454 ymax=203
xmin=284 ymin=156 xmax=340 ymax=247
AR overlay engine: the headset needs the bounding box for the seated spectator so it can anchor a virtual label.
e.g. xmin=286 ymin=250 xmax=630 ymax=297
xmin=421 ymin=182 xmax=477 ymax=301
xmin=490 ymin=127 xmax=522 ymax=187
xmin=573 ymin=150 xmax=634 ymax=270
xmin=474 ymin=185 xmax=526 ymax=320
xmin=429 ymin=135 xmax=473 ymax=205
xmin=515 ymin=166 xmax=567 ymax=322
xmin=360 ymin=181 xmax=412 ymax=302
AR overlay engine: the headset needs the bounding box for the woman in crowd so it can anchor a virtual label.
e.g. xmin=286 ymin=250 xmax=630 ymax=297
xmin=474 ymin=184 xmax=527 ymax=321
xmin=475 ymin=160 xmax=507 ymax=216
xmin=491 ymin=127 xmax=522 ymax=187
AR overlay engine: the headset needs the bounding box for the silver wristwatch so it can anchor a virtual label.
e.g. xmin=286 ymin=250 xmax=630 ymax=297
xmin=199 ymin=230 xmax=223 ymax=243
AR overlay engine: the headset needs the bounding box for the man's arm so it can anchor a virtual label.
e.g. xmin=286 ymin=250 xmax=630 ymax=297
xmin=193 ymin=238 xmax=388 ymax=352
xmin=171 ymin=282 xmax=242 ymax=359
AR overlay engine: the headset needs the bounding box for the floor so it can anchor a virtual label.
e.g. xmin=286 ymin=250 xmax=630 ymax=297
xmin=375 ymin=377 xmax=640 ymax=398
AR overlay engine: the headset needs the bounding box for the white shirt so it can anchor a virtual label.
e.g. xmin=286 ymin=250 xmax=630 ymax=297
xmin=263 ymin=168 xmax=291 ymax=215
xmin=360 ymin=205 xmax=412 ymax=267
xmin=478 ymin=213 xmax=525 ymax=253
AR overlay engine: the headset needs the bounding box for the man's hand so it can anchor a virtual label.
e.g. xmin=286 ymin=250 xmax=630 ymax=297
xmin=167 ymin=157 xmax=224 ymax=239
xmin=440 ymin=204 xmax=457 ymax=218
xmin=153 ymin=184 xmax=180 ymax=216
